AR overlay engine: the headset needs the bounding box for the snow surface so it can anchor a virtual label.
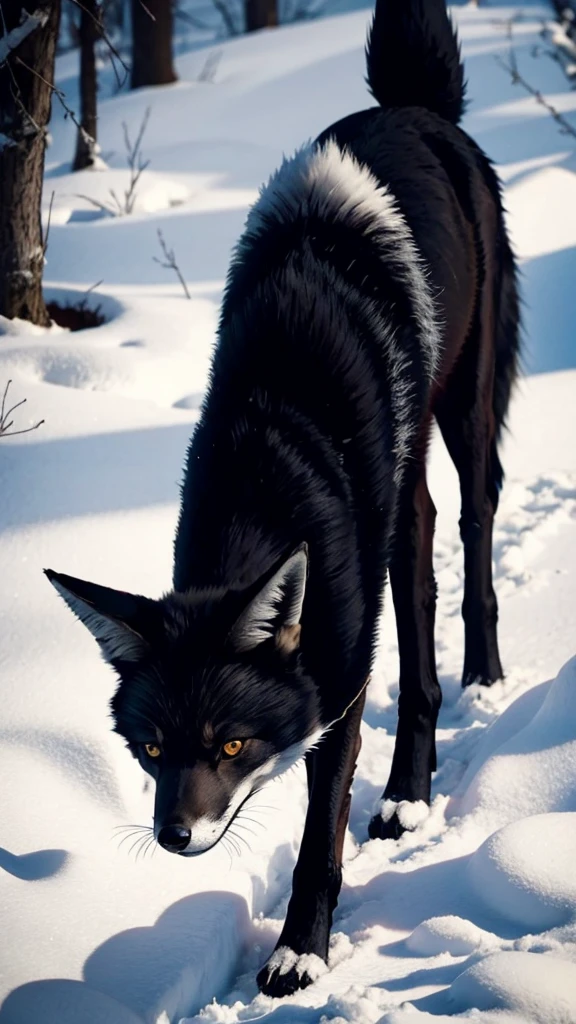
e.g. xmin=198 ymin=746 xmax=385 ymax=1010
xmin=1 ymin=3 xmax=576 ymax=1023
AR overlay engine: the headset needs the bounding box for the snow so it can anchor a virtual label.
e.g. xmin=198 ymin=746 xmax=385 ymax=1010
xmin=406 ymin=918 xmax=500 ymax=958
xmin=469 ymin=813 xmax=576 ymax=931
xmin=424 ymin=951 xmax=576 ymax=1023
xmin=378 ymin=799 xmax=430 ymax=831
xmin=1 ymin=2 xmax=576 ymax=1023
xmin=452 ymin=656 xmax=576 ymax=829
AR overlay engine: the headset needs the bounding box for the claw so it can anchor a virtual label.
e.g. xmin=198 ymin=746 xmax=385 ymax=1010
xmin=257 ymin=963 xmax=314 ymax=997
xmin=257 ymin=946 xmax=327 ymax=997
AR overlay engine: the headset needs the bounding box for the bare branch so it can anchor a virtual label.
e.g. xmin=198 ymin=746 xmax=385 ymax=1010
xmin=5 ymin=53 xmax=43 ymax=137
xmin=70 ymin=0 xmax=129 ymax=87
xmin=138 ymin=0 xmax=156 ymax=21
xmin=495 ymin=53 xmax=576 ymax=140
xmin=84 ymin=278 xmax=104 ymax=296
xmin=153 ymin=229 xmax=191 ymax=299
xmin=495 ymin=14 xmax=576 ymax=143
xmin=13 ymin=53 xmax=86 ymax=136
xmin=42 ymin=190 xmax=55 ymax=256
xmin=76 ymin=192 xmax=116 ymax=216
xmin=0 ymin=381 xmax=44 ymax=439
xmin=121 ymin=107 xmax=151 ymax=213
xmin=76 ymin=107 xmax=152 ymax=216
xmin=108 ymin=186 xmax=123 ymax=214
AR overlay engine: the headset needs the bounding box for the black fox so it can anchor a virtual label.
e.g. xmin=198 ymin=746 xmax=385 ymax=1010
xmin=46 ymin=0 xmax=519 ymax=998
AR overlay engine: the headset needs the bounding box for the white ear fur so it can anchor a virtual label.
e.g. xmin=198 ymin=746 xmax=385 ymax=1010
xmin=231 ymin=547 xmax=308 ymax=653
xmin=49 ymin=577 xmax=147 ymax=664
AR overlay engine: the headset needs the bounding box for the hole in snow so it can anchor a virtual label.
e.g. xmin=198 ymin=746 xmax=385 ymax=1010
xmin=47 ymin=300 xmax=105 ymax=332
xmin=44 ymin=286 xmax=123 ymax=332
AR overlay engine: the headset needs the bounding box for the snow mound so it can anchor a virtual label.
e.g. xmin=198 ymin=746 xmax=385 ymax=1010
xmin=453 ymin=656 xmax=576 ymax=829
xmin=63 ymin=171 xmax=190 ymax=220
xmin=0 ymin=980 xmax=145 ymax=1024
xmin=406 ymin=916 xmax=499 ymax=957
xmin=322 ymin=985 xmax=386 ymax=1024
xmin=381 ymin=1009 xmax=524 ymax=1024
xmin=468 ymin=813 xmax=576 ymax=931
xmin=443 ymin=950 xmax=576 ymax=1023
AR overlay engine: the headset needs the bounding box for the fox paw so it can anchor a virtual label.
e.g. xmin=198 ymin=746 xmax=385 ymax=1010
xmin=257 ymin=946 xmax=327 ymax=997
xmin=368 ymin=798 xmax=429 ymax=841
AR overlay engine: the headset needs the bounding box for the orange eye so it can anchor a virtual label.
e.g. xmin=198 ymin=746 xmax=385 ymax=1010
xmin=144 ymin=743 xmax=161 ymax=758
xmin=222 ymin=739 xmax=243 ymax=758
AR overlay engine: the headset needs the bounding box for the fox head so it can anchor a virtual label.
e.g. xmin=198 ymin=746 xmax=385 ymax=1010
xmin=45 ymin=546 xmax=323 ymax=855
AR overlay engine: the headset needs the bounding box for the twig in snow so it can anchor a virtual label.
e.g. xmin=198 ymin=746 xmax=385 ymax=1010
xmin=153 ymin=229 xmax=191 ymax=299
xmin=75 ymin=192 xmax=115 ymax=216
xmin=496 ymin=51 xmax=576 ymax=139
xmin=121 ymin=107 xmax=151 ymax=213
xmin=0 ymin=380 xmax=44 ymax=438
xmin=84 ymin=278 xmax=104 ymax=296
xmin=77 ymin=107 xmax=151 ymax=216
xmin=495 ymin=15 xmax=576 ymax=141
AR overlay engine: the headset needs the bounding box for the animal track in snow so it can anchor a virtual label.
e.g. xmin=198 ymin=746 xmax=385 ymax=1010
xmin=434 ymin=473 xmax=576 ymax=617
xmin=494 ymin=474 xmax=576 ymax=594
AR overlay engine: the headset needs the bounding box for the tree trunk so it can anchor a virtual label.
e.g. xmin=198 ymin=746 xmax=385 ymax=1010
xmin=245 ymin=0 xmax=278 ymax=32
xmin=0 ymin=1 xmax=62 ymax=325
xmin=73 ymin=0 xmax=101 ymax=171
xmin=130 ymin=0 xmax=177 ymax=89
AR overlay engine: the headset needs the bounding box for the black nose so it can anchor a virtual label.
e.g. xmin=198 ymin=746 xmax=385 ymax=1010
xmin=157 ymin=824 xmax=191 ymax=853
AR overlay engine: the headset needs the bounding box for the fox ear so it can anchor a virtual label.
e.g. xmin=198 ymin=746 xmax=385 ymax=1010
xmin=44 ymin=569 xmax=156 ymax=664
xmin=230 ymin=545 xmax=308 ymax=654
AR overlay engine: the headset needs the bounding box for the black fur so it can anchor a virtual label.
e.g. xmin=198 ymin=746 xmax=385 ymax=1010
xmin=46 ymin=0 xmax=520 ymax=999
xmin=366 ymin=0 xmax=466 ymax=124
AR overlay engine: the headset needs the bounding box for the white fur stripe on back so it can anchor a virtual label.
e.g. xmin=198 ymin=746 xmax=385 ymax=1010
xmin=244 ymin=140 xmax=441 ymax=382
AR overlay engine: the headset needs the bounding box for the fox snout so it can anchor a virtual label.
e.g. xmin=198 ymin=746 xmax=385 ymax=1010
xmin=154 ymin=810 xmax=235 ymax=856
xmin=153 ymin=763 xmax=243 ymax=856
